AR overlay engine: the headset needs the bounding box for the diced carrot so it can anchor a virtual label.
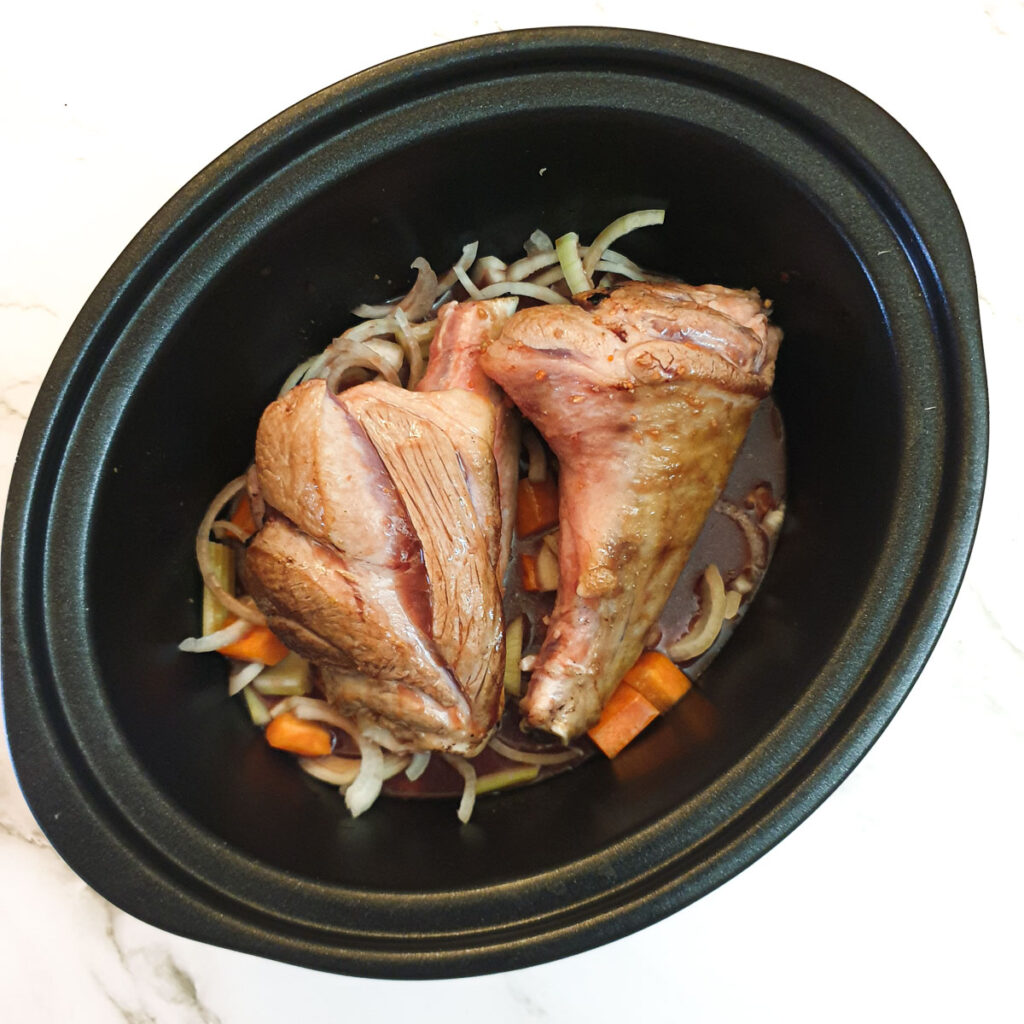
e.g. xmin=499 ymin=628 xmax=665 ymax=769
xmin=622 ymin=651 xmax=692 ymax=713
xmin=587 ymin=682 xmax=660 ymax=758
xmin=516 ymin=477 xmax=559 ymax=536
xmin=218 ymin=621 xmax=290 ymax=665
xmin=264 ymin=711 xmax=333 ymax=757
xmin=521 ymin=553 xmax=542 ymax=591
xmin=230 ymin=494 xmax=257 ymax=538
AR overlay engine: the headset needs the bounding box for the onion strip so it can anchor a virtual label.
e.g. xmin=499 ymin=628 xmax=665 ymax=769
xmin=555 ymin=231 xmax=592 ymax=295
xmin=453 ymin=261 xmax=485 ymax=300
xmin=476 ymin=281 xmax=569 ymax=305
xmin=211 ymin=519 xmax=250 ymax=543
xmin=668 ymin=564 xmax=727 ymax=661
xmin=441 ymin=754 xmax=477 ymax=824
xmin=487 ymin=736 xmax=580 ymax=766
xmin=592 ymin=259 xmax=646 ymax=282
xmin=178 ymin=616 xmax=251 ymax=654
xmin=397 ymin=257 xmax=438 ymax=321
xmin=524 ymin=228 xmax=554 ymax=254
xmin=435 ymin=241 xmax=480 ymax=295
xmin=227 ymin=659 xmax=264 ymax=696
xmin=405 ymin=751 xmax=431 ymax=781
xmin=506 ymin=249 xmax=561 ymax=282
xmin=582 ymin=209 xmax=666 ymax=276
xmin=195 ymin=476 xmax=265 ymax=626
xmin=393 ymin=308 xmax=426 ymax=388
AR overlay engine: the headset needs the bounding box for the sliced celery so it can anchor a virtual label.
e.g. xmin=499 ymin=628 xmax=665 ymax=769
xmin=253 ymin=652 xmax=312 ymax=696
xmin=201 ymin=541 xmax=235 ymax=635
xmin=242 ymin=685 xmax=271 ymax=726
xmin=476 ymin=764 xmax=540 ymax=795
xmin=503 ymin=615 xmax=524 ymax=696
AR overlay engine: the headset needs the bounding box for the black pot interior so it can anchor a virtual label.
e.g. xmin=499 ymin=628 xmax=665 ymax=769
xmin=82 ymin=107 xmax=893 ymax=887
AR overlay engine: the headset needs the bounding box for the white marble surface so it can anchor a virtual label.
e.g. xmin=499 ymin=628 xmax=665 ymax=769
xmin=2 ymin=1 xmax=1021 ymax=1020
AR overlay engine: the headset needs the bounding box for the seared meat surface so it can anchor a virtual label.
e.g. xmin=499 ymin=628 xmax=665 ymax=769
xmin=480 ymin=281 xmax=781 ymax=740
xmin=244 ymin=298 xmax=519 ymax=755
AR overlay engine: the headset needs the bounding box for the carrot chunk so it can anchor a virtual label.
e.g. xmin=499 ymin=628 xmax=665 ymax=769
xmin=264 ymin=711 xmax=333 ymax=757
xmin=587 ymin=682 xmax=660 ymax=758
xmin=516 ymin=477 xmax=559 ymax=536
xmin=622 ymin=651 xmax=692 ymax=713
xmin=230 ymin=494 xmax=256 ymax=538
xmin=218 ymin=621 xmax=290 ymax=665
xmin=521 ymin=553 xmax=542 ymax=591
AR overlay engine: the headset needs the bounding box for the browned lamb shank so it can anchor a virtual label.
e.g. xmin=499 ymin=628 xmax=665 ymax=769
xmin=480 ymin=280 xmax=781 ymax=741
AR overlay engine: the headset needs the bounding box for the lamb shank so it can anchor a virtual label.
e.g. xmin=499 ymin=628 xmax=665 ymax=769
xmin=481 ymin=280 xmax=781 ymax=741
xmin=243 ymin=298 xmax=519 ymax=754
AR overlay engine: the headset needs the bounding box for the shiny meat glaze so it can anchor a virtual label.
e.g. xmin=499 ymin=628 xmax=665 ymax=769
xmin=244 ymin=300 xmax=520 ymax=755
xmin=480 ymin=281 xmax=781 ymax=741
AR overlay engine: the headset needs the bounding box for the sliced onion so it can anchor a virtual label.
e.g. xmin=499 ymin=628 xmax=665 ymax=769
xmin=453 ymin=260 xmax=485 ymax=300
xmin=271 ymin=695 xmax=354 ymax=729
xmin=339 ymin=316 xmax=400 ymax=344
xmin=476 ymin=281 xmax=569 ymax=305
xmin=319 ymin=335 xmax=402 ymax=390
xmin=487 ymin=736 xmax=580 ymax=766
xmin=582 ymin=209 xmax=666 ymax=276
xmin=555 ymin=231 xmax=592 ymax=295
xmin=278 ymin=355 xmax=317 ymax=395
xmin=593 ymin=246 xmax=644 ymax=273
xmin=592 ymin=259 xmax=646 ymax=282
xmin=716 ymin=500 xmax=768 ymax=579
xmin=668 ymin=564 xmax=728 ymax=661
xmin=345 ymin=734 xmax=386 ymax=817
xmin=178 ymin=616 xmax=251 ymax=654
xmin=506 ymin=249 xmax=560 ymax=282
xmin=441 ymin=754 xmax=477 ymax=824
xmin=227 ymin=659 xmax=264 ymax=696
xmin=405 ymin=751 xmax=431 ymax=781
xmin=299 ymin=755 xmax=361 ymax=786
xmin=300 ymin=752 xmax=408 ymax=789
xmin=399 ymin=257 xmax=439 ymax=320
xmin=195 ymin=476 xmax=265 ymax=626
xmin=763 ymin=505 xmax=786 ymax=537
xmin=471 ymin=255 xmax=507 ymax=287
xmin=393 ymin=308 xmax=426 ymax=388
xmin=211 ymin=519 xmax=250 ymax=543
xmin=270 ymin=699 xmax=399 ymax=816
xmin=435 ymin=241 xmax=480 ymax=295
xmin=524 ymin=228 xmax=554 ymax=254
xmin=350 ymin=300 xmax=397 ymax=318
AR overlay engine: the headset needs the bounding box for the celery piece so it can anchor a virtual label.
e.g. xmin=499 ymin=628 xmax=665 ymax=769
xmin=201 ymin=541 xmax=235 ymax=635
xmin=253 ymin=652 xmax=312 ymax=697
xmin=503 ymin=615 xmax=524 ymax=696
xmin=242 ymin=685 xmax=271 ymax=726
xmin=476 ymin=764 xmax=540 ymax=795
